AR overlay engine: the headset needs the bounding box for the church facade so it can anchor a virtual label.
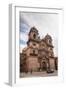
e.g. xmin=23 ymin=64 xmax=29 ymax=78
xmin=20 ymin=27 xmax=58 ymax=73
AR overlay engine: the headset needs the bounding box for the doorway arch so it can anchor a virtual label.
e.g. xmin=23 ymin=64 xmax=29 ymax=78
xmin=42 ymin=61 xmax=47 ymax=71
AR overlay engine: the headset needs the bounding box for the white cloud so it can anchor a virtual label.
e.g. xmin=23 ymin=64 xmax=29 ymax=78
xmin=20 ymin=33 xmax=28 ymax=42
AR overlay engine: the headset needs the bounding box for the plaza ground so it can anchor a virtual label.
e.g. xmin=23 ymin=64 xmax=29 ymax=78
xmin=20 ymin=70 xmax=58 ymax=78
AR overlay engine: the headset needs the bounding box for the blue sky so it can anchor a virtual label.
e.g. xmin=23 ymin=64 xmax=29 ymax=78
xmin=20 ymin=15 xmax=30 ymax=46
xmin=20 ymin=12 xmax=58 ymax=56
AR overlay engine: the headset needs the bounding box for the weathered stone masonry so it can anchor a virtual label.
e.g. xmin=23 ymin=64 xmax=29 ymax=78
xmin=20 ymin=27 xmax=58 ymax=73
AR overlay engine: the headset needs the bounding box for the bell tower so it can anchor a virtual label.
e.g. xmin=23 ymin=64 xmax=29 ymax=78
xmin=26 ymin=27 xmax=40 ymax=71
xmin=44 ymin=34 xmax=54 ymax=57
xmin=27 ymin=27 xmax=40 ymax=48
xmin=44 ymin=34 xmax=55 ymax=71
xmin=28 ymin=27 xmax=38 ymax=40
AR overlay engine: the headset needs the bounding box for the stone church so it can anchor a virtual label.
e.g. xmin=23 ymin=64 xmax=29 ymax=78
xmin=20 ymin=27 xmax=58 ymax=73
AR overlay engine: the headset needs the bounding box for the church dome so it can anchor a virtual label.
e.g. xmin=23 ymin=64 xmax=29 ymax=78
xmin=29 ymin=26 xmax=38 ymax=35
xmin=44 ymin=34 xmax=52 ymax=40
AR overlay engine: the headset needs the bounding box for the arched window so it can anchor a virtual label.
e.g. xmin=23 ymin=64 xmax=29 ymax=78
xmin=33 ymin=43 xmax=36 ymax=46
xmin=48 ymin=39 xmax=51 ymax=44
xmin=33 ymin=34 xmax=36 ymax=39
xmin=33 ymin=49 xmax=35 ymax=54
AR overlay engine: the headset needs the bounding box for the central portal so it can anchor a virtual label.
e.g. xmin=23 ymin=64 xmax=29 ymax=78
xmin=42 ymin=62 xmax=47 ymax=71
